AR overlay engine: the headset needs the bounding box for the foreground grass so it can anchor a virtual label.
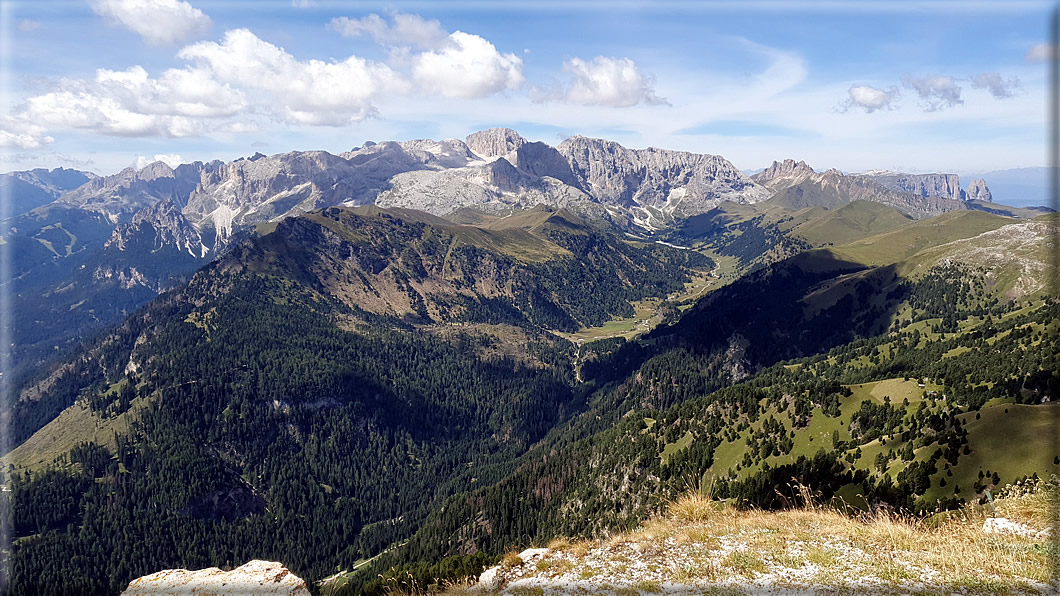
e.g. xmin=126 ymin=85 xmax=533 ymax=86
xmin=459 ymin=479 xmax=1058 ymax=595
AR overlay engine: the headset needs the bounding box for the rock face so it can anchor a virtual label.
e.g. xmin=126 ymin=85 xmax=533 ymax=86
xmin=513 ymin=142 xmax=581 ymax=188
xmin=61 ymin=161 xmax=215 ymax=221
xmin=866 ymin=172 xmax=962 ymax=200
xmin=465 ymin=127 xmax=528 ymax=158
xmin=964 ymin=178 xmax=993 ymax=202
xmin=755 ymin=160 xmax=969 ymax=218
xmin=557 ymin=135 xmax=769 ymax=228
xmin=755 ymin=159 xmax=816 ymax=183
xmin=106 ymin=201 xmax=208 ymax=258
xmin=39 ymin=130 xmax=786 ymax=245
xmin=121 ymin=560 xmax=309 ymax=595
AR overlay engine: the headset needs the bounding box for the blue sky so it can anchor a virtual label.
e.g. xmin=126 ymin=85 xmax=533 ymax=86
xmin=0 ymin=0 xmax=1053 ymax=177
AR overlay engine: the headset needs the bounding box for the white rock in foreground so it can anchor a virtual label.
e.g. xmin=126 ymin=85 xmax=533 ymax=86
xmin=982 ymin=517 xmax=1046 ymax=538
xmin=121 ymin=560 xmax=309 ymax=595
xmin=471 ymin=548 xmax=552 ymax=592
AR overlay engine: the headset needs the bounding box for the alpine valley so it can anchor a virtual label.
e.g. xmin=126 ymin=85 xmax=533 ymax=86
xmin=3 ymin=129 xmax=1057 ymax=594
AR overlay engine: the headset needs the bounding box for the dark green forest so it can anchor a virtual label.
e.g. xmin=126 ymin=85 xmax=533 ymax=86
xmin=4 ymin=207 xmax=1057 ymax=595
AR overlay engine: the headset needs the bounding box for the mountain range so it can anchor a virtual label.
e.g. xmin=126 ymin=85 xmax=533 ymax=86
xmin=3 ymin=130 xmax=1057 ymax=595
xmin=8 ymin=129 xmax=1045 ymax=375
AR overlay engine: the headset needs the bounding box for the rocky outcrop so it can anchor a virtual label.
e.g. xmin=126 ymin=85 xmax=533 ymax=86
xmin=121 ymin=560 xmax=309 ymax=595
xmin=964 ymin=178 xmax=993 ymax=202
xmin=465 ymin=128 xmax=528 ymax=158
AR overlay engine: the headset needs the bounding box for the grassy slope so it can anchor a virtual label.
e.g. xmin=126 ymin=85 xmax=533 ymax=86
xmin=782 ymin=200 xmax=914 ymax=247
xmin=5 ymin=393 xmax=153 ymax=471
xmin=830 ymin=210 xmax=1015 ymax=266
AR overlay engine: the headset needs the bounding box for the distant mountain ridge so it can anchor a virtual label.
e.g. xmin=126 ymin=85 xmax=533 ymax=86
xmin=753 ymin=159 xmax=999 ymax=219
xmin=2 ymin=132 xmax=1046 ymax=377
xmin=9 ymin=133 xmax=1036 ymax=258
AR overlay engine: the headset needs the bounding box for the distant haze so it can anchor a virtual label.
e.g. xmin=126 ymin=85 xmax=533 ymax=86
xmin=973 ymin=167 xmax=1050 ymax=208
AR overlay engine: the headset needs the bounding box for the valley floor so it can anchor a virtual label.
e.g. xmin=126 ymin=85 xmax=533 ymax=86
xmin=462 ymin=481 xmax=1058 ymax=595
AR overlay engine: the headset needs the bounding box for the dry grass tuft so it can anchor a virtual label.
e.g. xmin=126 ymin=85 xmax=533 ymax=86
xmin=480 ymin=479 xmax=1057 ymax=593
xmin=499 ymin=550 xmax=523 ymax=569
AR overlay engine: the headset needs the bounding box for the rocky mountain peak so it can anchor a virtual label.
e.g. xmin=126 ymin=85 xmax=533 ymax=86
xmin=555 ymin=135 xmax=768 ymax=228
xmin=964 ymin=178 xmax=993 ymax=202
xmin=399 ymin=138 xmax=478 ymax=168
xmin=754 ymin=159 xmax=816 ymax=182
xmin=59 ymin=161 xmax=210 ymax=220
xmin=465 ymin=128 xmax=528 ymax=158
xmin=137 ymin=161 xmax=176 ymax=181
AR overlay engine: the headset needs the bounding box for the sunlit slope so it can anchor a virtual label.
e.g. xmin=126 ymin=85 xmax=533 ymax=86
xmin=830 ymin=210 xmax=1015 ymax=266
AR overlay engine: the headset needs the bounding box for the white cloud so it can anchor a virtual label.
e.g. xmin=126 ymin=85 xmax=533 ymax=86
xmin=90 ymin=0 xmax=211 ymax=45
xmin=0 ymin=117 xmax=54 ymax=149
xmin=134 ymin=153 xmax=184 ymax=169
xmin=1025 ymin=43 xmax=1056 ymax=62
xmin=901 ymin=74 xmax=963 ymax=111
xmin=179 ymin=28 xmax=404 ymax=125
xmin=538 ymin=56 xmax=667 ymax=107
xmin=220 ymin=121 xmax=260 ymax=134
xmin=291 ymin=0 xmax=314 ymax=7
xmin=331 ymin=12 xmax=523 ymax=99
xmin=17 ymin=19 xmax=41 ymax=32
xmin=411 ymin=31 xmax=523 ymax=99
xmin=329 ymin=12 xmax=448 ymax=50
xmin=840 ymin=84 xmax=899 ymax=113
xmin=19 ymin=65 xmax=246 ymax=138
xmin=970 ymin=72 xmax=1020 ymax=98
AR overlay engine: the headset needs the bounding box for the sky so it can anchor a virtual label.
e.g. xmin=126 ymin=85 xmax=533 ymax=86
xmin=0 ymin=0 xmax=1054 ymax=178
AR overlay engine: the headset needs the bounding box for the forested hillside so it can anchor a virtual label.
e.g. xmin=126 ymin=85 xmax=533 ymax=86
xmin=3 ymin=207 xmax=709 ymax=595
xmin=3 ymin=206 xmax=1056 ymax=595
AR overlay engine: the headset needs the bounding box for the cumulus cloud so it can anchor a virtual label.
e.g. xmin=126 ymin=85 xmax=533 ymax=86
xmin=969 ymin=72 xmax=1020 ymax=99
xmin=90 ymin=0 xmax=211 ymax=45
xmin=411 ymin=31 xmax=523 ymax=99
xmin=1025 ymin=43 xmax=1057 ymax=62
xmin=135 ymin=153 xmax=184 ymax=169
xmin=0 ymin=117 xmax=54 ymax=149
xmin=179 ymin=28 xmax=404 ymax=124
xmin=839 ymin=84 xmax=899 ymax=113
xmin=11 ymin=13 xmax=527 ymax=141
xmin=902 ymin=75 xmax=963 ymax=111
xmin=537 ymin=56 xmax=668 ymax=107
xmin=329 ymin=12 xmax=448 ymax=50
xmin=19 ymin=65 xmax=246 ymax=137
